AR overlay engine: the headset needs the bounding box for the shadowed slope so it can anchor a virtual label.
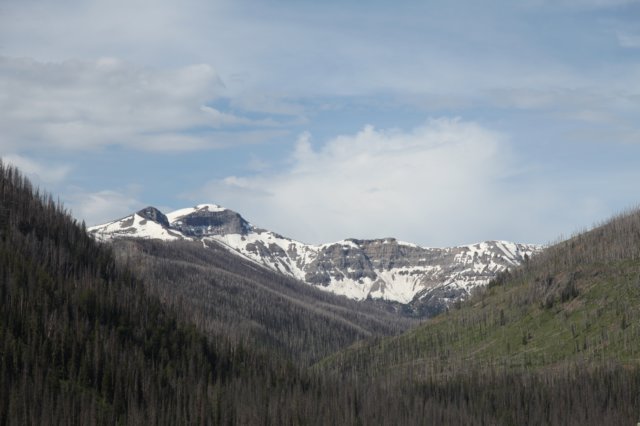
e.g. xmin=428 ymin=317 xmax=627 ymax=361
xmin=111 ymin=238 xmax=414 ymax=365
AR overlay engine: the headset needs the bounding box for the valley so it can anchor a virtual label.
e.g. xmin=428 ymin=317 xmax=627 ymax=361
xmin=1 ymin=162 xmax=639 ymax=425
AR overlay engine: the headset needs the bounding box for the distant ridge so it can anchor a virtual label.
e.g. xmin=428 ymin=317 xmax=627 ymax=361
xmin=3 ymin=159 xmax=638 ymax=425
xmin=321 ymin=206 xmax=640 ymax=374
xmin=90 ymin=203 xmax=541 ymax=316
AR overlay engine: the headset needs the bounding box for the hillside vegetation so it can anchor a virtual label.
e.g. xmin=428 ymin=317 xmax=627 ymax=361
xmin=320 ymin=208 xmax=640 ymax=374
xmin=111 ymin=238 xmax=413 ymax=366
xmin=2 ymin=159 xmax=640 ymax=425
xmin=315 ymin=208 xmax=640 ymax=424
xmin=0 ymin=163 xmax=369 ymax=424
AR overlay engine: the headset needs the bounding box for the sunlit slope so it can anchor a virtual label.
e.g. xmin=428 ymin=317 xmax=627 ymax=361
xmin=320 ymin=208 xmax=640 ymax=374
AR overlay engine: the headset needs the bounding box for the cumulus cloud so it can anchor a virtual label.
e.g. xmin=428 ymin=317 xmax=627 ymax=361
xmin=186 ymin=118 xmax=634 ymax=247
xmin=188 ymin=119 xmax=538 ymax=246
xmin=0 ymin=56 xmax=274 ymax=153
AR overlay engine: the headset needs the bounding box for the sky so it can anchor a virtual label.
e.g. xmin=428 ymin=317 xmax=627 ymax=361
xmin=1 ymin=0 xmax=639 ymax=247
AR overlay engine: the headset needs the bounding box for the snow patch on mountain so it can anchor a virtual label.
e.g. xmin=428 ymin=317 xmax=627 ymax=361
xmin=88 ymin=204 xmax=543 ymax=311
xmin=90 ymin=212 xmax=187 ymax=242
xmin=166 ymin=204 xmax=227 ymax=223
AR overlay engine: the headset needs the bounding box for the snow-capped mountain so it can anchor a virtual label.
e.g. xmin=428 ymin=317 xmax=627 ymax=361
xmin=89 ymin=204 xmax=542 ymax=315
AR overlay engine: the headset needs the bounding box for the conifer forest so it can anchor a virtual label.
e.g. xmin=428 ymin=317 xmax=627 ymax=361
xmin=1 ymin=162 xmax=640 ymax=425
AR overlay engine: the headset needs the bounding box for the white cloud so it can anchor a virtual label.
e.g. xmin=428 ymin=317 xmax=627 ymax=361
xmin=1 ymin=0 xmax=637 ymax=247
xmin=185 ymin=118 xmax=638 ymax=247
xmin=188 ymin=119 xmax=536 ymax=246
xmin=1 ymin=0 xmax=637 ymax=113
xmin=2 ymin=154 xmax=71 ymax=184
xmin=0 ymin=56 xmax=275 ymax=153
xmin=0 ymin=0 xmax=607 ymax=99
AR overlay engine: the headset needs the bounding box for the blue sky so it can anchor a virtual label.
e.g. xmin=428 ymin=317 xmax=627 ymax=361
xmin=1 ymin=0 xmax=639 ymax=246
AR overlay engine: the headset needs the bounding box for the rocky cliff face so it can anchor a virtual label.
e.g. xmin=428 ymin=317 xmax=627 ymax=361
xmin=89 ymin=204 xmax=542 ymax=316
xmin=169 ymin=205 xmax=251 ymax=236
xmin=137 ymin=207 xmax=170 ymax=228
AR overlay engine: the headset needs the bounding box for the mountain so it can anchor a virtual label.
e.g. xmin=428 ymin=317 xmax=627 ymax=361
xmin=0 ymin=162 xmax=314 ymax=424
xmin=90 ymin=204 xmax=541 ymax=315
xmin=3 ymin=159 xmax=638 ymax=425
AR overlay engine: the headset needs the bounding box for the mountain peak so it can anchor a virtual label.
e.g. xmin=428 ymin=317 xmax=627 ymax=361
xmin=137 ymin=206 xmax=170 ymax=228
xmin=195 ymin=203 xmax=226 ymax=211
xmin=166 ymin=204 xmax=227 ymax=223
xmin=168 ymin=204 xmax=251 ymax=237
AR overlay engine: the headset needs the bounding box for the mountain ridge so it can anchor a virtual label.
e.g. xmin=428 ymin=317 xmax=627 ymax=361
xmin=4 ymin=158 xmax=639 ymax=424
xmin=90 ymin=204 xmax=542 ymax=315
xmin=317 ymin=206 xmax=640 ymax=380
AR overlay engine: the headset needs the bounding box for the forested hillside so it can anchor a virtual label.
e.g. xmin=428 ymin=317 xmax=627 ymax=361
xmin=111 ymin=238 xmax=413 ymax=365
xmin=317 ymin=208 xmax=640 ymax=424
xmin=321 ymin=208 xmax=640 ymax=373
xmin=0 ymin=163 xmax=364 ymax=425
xmin=2 ymin=159 xmax=640 ymax=425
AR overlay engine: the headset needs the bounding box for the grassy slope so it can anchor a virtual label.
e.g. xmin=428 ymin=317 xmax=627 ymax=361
xmin=319 ymin=209 xmax=640 ymax=376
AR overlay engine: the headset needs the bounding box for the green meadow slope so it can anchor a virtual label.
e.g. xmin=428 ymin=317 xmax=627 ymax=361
xmin=320 ymin=208 xmax=640 ymax=376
